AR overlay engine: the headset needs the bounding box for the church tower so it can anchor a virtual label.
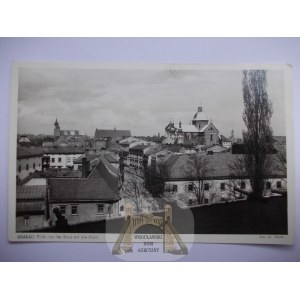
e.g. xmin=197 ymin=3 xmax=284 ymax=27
xmin=192 ymin=106 xmax=209 ymax=130
xmin=54 ymin=118 xmax=60 ymax=137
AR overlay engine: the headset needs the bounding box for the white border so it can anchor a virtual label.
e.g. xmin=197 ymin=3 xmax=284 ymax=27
xmin=8 ymin=62 xmax=295 ymax=245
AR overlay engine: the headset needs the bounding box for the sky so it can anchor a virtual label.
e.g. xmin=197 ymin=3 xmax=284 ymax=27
xmin=17 ymin=65 xmax=286 ymax=138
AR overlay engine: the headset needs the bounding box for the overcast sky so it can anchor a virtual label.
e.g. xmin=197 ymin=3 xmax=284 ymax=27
xmin=17 ymin=66 xmax=286 ymax=138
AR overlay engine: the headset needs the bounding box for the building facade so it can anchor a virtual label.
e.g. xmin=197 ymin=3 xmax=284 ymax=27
xmin=17 ymin=147 xmax=43 ymax=182
xmin=48 ymin=160 xmax=121 ymax=226
xmin=164 ymin=107 xmax=219 ymax=146
xmin=43 ymin=148 xmax=85 ymax=169
xmin=163 ymin=152 xmax=287 ymax=205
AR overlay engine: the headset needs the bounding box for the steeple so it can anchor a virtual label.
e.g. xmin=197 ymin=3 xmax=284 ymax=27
xmin=54 ymin=117 xmax=60 ymax=137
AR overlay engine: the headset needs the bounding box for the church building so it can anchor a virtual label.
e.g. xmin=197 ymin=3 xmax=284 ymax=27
xmin=54 ymin=118 xmax=79 ymax=137
xmin=164 ymin=106 xmax=219 ymax=146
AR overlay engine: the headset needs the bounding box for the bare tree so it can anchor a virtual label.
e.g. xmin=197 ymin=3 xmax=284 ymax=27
xmin=186 ymin=154 xmax=213 ymax=204
xmin=122 ymin=168 xmax=151 ymax=213
xmin=227 ymin=154 xmax=247 ymax=199
xmin=242 ymin=70 xmax=274 ymax=200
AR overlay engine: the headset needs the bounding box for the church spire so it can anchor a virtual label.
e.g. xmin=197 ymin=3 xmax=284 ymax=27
xmin=54 ymin=117 xmax=59 ymax=127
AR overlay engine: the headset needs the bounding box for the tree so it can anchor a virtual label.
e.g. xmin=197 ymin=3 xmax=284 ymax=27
xmin=227 ymin=154 xmax=247 ymax=199
xmin=242 ymin=70 xmax=274 ymax=200
xmin=186 ymin=154 xmax=213 ymax=204
xmin=122 ymin=168 xmax=151 ymax=213
xmin=144 ymin=158 xmax=171 ymax=210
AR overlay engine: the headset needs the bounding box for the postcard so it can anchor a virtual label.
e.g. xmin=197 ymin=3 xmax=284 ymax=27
xmin=9 ymin=62 xmax=294 ymax=254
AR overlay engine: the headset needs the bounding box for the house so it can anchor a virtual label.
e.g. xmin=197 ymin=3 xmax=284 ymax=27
xmin=164 ymin=106 xmax=220 ymax=146
xmin=128 ymin=144 xmax=151 ymax=172
xmin=16 ymin=185 xmax=47 ymax=232
xmin=17 ymin=147 xmax=43 ymax=182
xmin=220 ymin=135 xmax=232 ymax=149
xmin=48 ymin=159 xmax=121 ymax=226
xmin=163 ymin=152 xmax=287 ymax=205
xmin=43 ymin=148 xmax=85 ymax=169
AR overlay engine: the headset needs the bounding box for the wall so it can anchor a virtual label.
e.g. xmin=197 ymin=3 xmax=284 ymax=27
xmin=165 ymin=177 xmax=287 ymax=204
xmin=16 ymin=215 xmax=45 ymax=232
xmin=49 ymin=202 xmax=119 ymax=226
xmin=17 ymin=156 xmax=42 ymax=181
xmin=45 ymin=153 xmax=82 ymax=168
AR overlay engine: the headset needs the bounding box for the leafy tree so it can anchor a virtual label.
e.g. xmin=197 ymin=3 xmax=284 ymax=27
xmin=144 ymin=158 xmax=172 ymax=210
xmin=242 ymin=70 xmax=274 ymax=200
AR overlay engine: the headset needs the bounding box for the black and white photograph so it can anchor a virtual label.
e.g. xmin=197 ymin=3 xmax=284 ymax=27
xmin=9 ymin=63 xmax=294 ymax=245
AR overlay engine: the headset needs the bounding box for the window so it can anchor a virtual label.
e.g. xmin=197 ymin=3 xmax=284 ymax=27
xmin=220 ymin=183 xmax=225 ymax=190
xmin=18 ymin=165 xmax=21 ymax=173
xmin=204 ymin=183 xmax=209 ymax=191
xmin=173 ymin=185 xmax=178 ymax=192
xmin=188 ymin=184 xmax=193 ymax=191
xmin=97 ymin=204 xmax=104 ymax=214
xmin=210 ymin=134 xmax=213 ymax=142
xmin=71 ymin=205 xmax=78 ymax=215
xmin=26 ymin=164 xmax=29 ymax=171
xmin=241 ymin=181 xmax=246 ymax=189
xmin=266 ymin=182 xmax=271 ymax=189
xmin=33 ymin=163 xmax=35 ymax=170
xmin=24 ymin=216 xmax=30 ymax=226
xmin=165 ymin=184 xmax=171 ymax=193
xmin=59 ymin=206 xmax=66 ymax=215
xmin=277 ymin=181 xmax=282 ymax=188
xmin=51 ymin=157 xmax=55 ymax=163
xmin=58 ymin=157 xmax=62 ymax=163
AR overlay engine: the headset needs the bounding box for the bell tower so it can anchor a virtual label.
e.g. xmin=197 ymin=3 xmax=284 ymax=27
xmin=54 ymin=118 xmax=60 ymax=137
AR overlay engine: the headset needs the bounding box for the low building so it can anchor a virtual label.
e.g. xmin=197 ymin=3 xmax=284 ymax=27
xmin=220 ymin=135 xmax=232 ymax=149
xmin=48 ymin=159 xmax=121 ymax=226
xmin=16 ymin=185 xmax=47 ymax=232
xmin=163 ymin=152 xmax=287 ymax=205
xmin=17 ymin=147 xmax=43 ymax=182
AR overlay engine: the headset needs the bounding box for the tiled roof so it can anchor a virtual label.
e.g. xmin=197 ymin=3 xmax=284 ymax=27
xmin=130 ymin=144 xmax=150 ymax=151
xmin=17 ymin=146 xmax=44 ymax=159
xmin=95 ymin=129 xmax=131 ymax=139
xmin=180 ymin=124 xmax=199 ymax=133
xmin=43 ymin=148 xmax=85 ymax=154
xmin=17 ymin=185 xmax=47 ymax=200
xmin=49 ymin=160 xmax=120 ymax=202
xmin=16 ymin=202 xmax=45 ymax=213
xmin=165 ymin=153 xmax=287 ymax=180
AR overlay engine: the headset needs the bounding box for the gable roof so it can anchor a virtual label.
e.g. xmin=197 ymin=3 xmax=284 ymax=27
xmin=17 ymin=146 xmax=43 ymax=159
xmin=181 ymin=124 xmax=199 ymax=133
xmin=200 ymin=122 xmax=219 ymax=133
xmin=95 ymin=129 xmax=131 ymax=139
xmin=165 ymin=153 xmax=286 ymax=180
xmin=49 ymin=160 xmax=120 ymax=202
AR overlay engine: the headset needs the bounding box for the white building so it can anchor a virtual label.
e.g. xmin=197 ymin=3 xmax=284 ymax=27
xmin=43 ymin=148 xmax=85 ymax=169
xmin=17 ymin=147 xmax=43 ymax=182
xmin=163 ymin=152 xmax=287 ymax=205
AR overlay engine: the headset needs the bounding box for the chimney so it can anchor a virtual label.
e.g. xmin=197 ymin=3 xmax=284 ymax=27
xmin=198 ymin=107 xmax=202 ymax=112
xmin=82 ymin=157 xmax=90 ymax=178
